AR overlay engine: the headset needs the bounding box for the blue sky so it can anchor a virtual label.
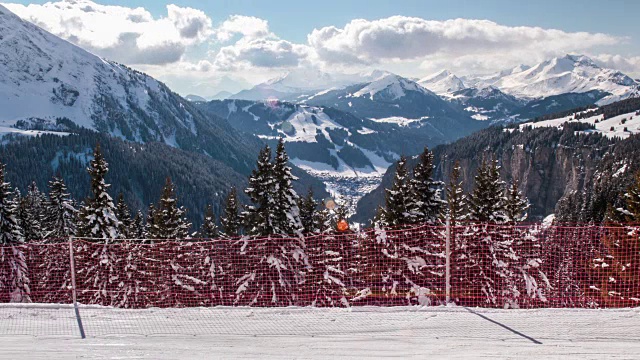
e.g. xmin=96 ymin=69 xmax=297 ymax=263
xmin=4 ymin=0 xmax=639 ymax=96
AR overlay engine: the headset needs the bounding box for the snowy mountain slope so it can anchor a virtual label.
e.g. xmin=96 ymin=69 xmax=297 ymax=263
xmin=448 ymin=86 xmax=526 ymax=122
xmin=468 ymin=55 xmax=639 ymax=104
xmin=461 ymin=64 xmax=531 ymax=89
xmin=230 ymin=69 xmax=388 ymax=101
xmin=0 ymin=4 xmax=262 ymax=173
xmin=519 ymin=109 xmax=640 ymax=139
xmin=198 ymin=99 xmax=398 ymax=174
xmin=418 ymin=70 xmax=466 ymax=95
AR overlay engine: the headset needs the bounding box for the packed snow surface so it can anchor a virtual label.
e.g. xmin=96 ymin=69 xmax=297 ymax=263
xmin=0 ymin=304 xmax=638 ymax=359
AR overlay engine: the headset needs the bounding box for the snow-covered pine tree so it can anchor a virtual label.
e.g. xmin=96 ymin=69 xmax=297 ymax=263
xmin=0 ymin=163 xmax=30 ymax=303
xmin=314 ymin=201 xmax=333 ymax=234
xmin=199 ymin=204 xmax=219 ymax=239
xmin=148 ymin=177 xmax=191 ymax=240
xmin=398 ymin=148 xmax=447 ymax=305
xmin=144 ymin=204 xmax=156 ymax=241
xmin=408 ymin=147 xmax=445 ymax=225
xmin=74 ymin=144 xmax=121 ymax=306
xmin=462 ymin=157 xmax=519 ymax=307
xmin=18 ymin=182 xmax=46 ymax=242
xmin=77 ymin=144 xmax=120 ymax=240
xmin=298 ymin=188 xmax=318 ymax=234
xmin=34 ymin=176 xmax=77 ymax=303
xmin=467 ymin=157 xmax=507 ymax=224
xmin=380 ymin=156 xmax=413 ymax=227
xmin=115 ymin=193 xmax=133 ymax=239
xmin=235 ymin=143 xmax=305 ymax=306
xmin=272 ymin=138 xmax=302 ymax=236
xmin=129 ymin=210 xmax=146 ymax=239
xmin=504 ymin=179 xmax=530 ymax=223
xmin=372 ymin=205 xmax=389 ymax=228
xmin=220 ymin=187 xmax=241 ymax=238
xmin=243 ymin=145 xmax=276 ymax=237
xmin=45 ymin=176 xmax=77 ymax=239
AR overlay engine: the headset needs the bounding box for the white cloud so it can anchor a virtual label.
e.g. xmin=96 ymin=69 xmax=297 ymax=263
xmin=2 ymin=0 xmax=212 ymax=65
xmin=216 ymin=15 xmax=271 ymax=42
xmin=308 ymin=16 xmax=620 ymax=66
xmin=214 ymin=38 xmax=311 ymax=71
xmin=592 ymin=54 xmax=640 ymax=78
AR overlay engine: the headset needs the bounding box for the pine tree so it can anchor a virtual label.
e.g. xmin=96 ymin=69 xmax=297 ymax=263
xmin=298 ymin=188 xmax=318 ymax=234
xmin=330 ymin=200 xmax=350 ymax=231
xmin=467 ymin=157 xmax=507 ymax=224
xmin=18 ymin=182 xmax=46 ymax=242
xmin=620 ymin=171 xmax=640 ymax=222
xmin=200 ymin=204 xmax=219 ymax=239
xmin=235 ymin=143 xmax=306 ymax=306
xmin=408 ymin=147 xmax=445 ymax=224
xmin=129 ymin=210 xmax=146 ymax=239
xmin=44 ymin=176 xmax=77 ymax=239
xmin=148 ymin=177 xmax=191 ymax=240
xmin=380 ymin=156 xmax=413 ymax=227
xmin=115 ymin=193 xmax=133 ymax=239
xmin=462 ymin=157 xmax=519 ymax=307
xmin=0 ymin=163 xmax=30 ymax=303
xmin=220 ymin=187 xmax=241 ymax=238
xmin=272 ymin=138 xmax=302 ymax=236
xmin=145 ymin=204 xmax=156 ymax=240
xmin=444 ymin=161 xmax=466 ymax=226
xmin=243 ymin=145 xmax=276 ymax=236
xmin=314 ymin=200 xmax=333 ymax=234
xmin=77 ymin=144 xmax=120 ymax=240
xmin=504 ymin=179 xmax=530 ymax=223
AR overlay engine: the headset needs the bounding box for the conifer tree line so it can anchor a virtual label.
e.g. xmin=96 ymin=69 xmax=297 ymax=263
xmin=0 ymin=142 xmax=638 ymax=308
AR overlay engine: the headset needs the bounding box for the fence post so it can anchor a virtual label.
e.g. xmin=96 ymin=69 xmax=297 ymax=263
xmin=68 ymin=236 xmax=86 ymax=339
xmin=445 ymin=216 xmax=451 ymax=304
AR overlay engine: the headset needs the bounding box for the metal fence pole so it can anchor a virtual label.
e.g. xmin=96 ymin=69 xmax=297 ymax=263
xmin=445 ymin=216 xmax=451 ymax=304
xmin=68 ymin=236 xmax=86 ymax=339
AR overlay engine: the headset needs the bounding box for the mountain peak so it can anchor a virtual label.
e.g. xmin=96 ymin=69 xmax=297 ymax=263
xmin=353 ymin=73 xmax=431 ymax=100
xmin=418 ymin=70 xmax=465 ymax=94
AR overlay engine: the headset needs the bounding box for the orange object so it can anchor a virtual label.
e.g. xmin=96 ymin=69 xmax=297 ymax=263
xmin=337 ymin=219 xmax=349 ymax=232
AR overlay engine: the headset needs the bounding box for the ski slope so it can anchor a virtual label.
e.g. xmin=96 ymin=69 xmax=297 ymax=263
xmin=0 ymin=305 xmax=638 ymax=359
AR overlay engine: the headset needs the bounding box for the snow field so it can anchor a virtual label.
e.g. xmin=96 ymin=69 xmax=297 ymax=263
xmin=518 ymin=110 xmax=640 ymax=139
xmin=0 ymin=304 xmax=638 ymax=358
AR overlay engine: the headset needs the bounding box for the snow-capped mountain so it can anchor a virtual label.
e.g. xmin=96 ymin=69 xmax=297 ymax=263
xmin=303 ymin=73 xmax=466 ymax=119
xmin=461 ymin=64 xmax=531 ymax=89
xmin=231 ymin=69 xmax=389 ymax=101
xmin=449 ymin=86 xmax=526 ymax=121
xmin=465 ymin=55 xmax=638 ymax=104
xmin=418 ymin=70 xmax=466 ymax=95
xmin=0 ymin=4 xmax=262 ymax=173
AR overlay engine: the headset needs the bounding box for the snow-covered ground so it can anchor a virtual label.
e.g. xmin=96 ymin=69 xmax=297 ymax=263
xmin=518 ymin=110 xmax=640 ymax=139
xmin=0 ymin=304 xmax=638 ymax=359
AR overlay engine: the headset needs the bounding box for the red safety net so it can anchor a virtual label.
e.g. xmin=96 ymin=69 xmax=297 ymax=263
xmin=1 ymin=223 xmax=639 ymax=310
